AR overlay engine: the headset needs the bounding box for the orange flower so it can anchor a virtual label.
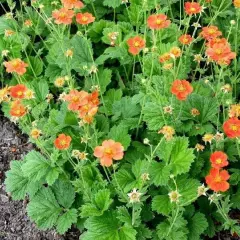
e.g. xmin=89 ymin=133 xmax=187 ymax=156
xmin=10 ymin=84 xmax=28 ymax=99
xmin=200 ymin=26 xmax=222 ymax=40
xmin=94 ymin=140 xmax=124 ymax=167
xmin=127 ymin=36 xmax=145 ymax=55
xmin=9 ymin=100 xmax=27 ymax=118
xmin=223 ymin=118 xmax=240 ymax=138
xmin=87 ymin=90 xmax=100 ymax=106
xmin=78 ymin=91 xmax=99 ymax=119
xmin=64 ymin=90 xmax=89 ymax=111
xmin=234 ymin=0 xmax=240 ymax=8
xmin=178 ymin=34 xmax=193 ymax=45
xmin=54 ymin=133 xmax=72 ymax=150
xmin=61 ymin=0 xmax=84 ymax=9
xmin=171 ymin=79 xmax=193 ymax=100
xmin=52 ymin=8 xmax=75 ymax=25
xmin=147 ymin=14 xmax=171 ymax=30
xmin=206 ymin=43 xmax=236 ymax=65
xmin=76 ymin=12 xmax=95 ymax=25
xmin=170 ymin=47 xmax=181 ymax=58
xmin=206 ymin=37 xmax=228 ymax=48
xmin=159 ymin=53 xmax=171 ymax=63
xmin=4 ymin=59 xmax=28 ymax=75
xmin=205 ymin=168 xmax=230 ymax=192
xmin=210 ymin=151 xmax=228 ymax=169
xmin=184 ymin=2 xmax=202 ymax=15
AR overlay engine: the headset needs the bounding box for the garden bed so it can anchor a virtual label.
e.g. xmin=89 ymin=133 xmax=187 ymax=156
xmin=1 ymin=0 xmax=240 ymax=239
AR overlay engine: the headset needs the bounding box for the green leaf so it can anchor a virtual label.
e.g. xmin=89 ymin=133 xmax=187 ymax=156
xmin=97 ymin=68 xmax=112 ymax=93
xmin=94 ymin=189 xmax=113 ymax=212
xmin=157 ymin=215 xmax=188 ymax=240
xmin=45 ymin=64 xmax=62 ymax=79
xmin=0 ymin=16 xmax=17 ymax=35
xmin=101 ymin=88 xmax=122 ymax=115
xmin=103 ymin=0 xmax=122 ymax=8
xmin=149 ymin=162 xmax=171 ymax=186
xmin=5 ymin=161 xmax=29 ymax=200
xmin=52 ymin=179 xmax=75 ymax=209
xmin=231 ymin=189 xmax=240 ymax=209
xmin=31 ymin=102 xmax=48 ymax=119
xmin=131 ymin=159 xmax=149 ymax=179
xmin=135 ymin=225 xmax=152 ymax=240
xmin=108 ymin=125 xmax=131 ymax=150
xmin=56 ymin=208 xmax=78 ymax=234
xmin=26 ymin=56 xmax=43 ymax=76
xmin=81 ymin=204 xmax=103 ymax=217
xmin=143 ymin=103 xmax=166 ymax=131
xmin=85 ymin=68 xmax=111 ymax=94
xmin=70 ymin=35 xmax=94 ymax=75
xmin=117 ymin=206 xmax=132 ymax=226
xmin=96 ymin=46 xmax=132 ymax=65
xmin=177 ymin=94 xmax=218 ymax=124
xmin=152 ymin=195 xmax=172 ymax=216
xmin=82 ymin=211 xmax=137 ymax=240
xmin=31 ymin=80 xmax=49 ymax=102
xmin=188 ymin=212 xmax=208 ymax=240
xmin=21 ymin=150 xmax=50 ymax=182
xmin=88 ymin=20 xmax=112 ymax=43
xmin=81 ymin=189 xmax=113 ymax=217
xmin=27 ymin=187 xmax=62 ymax=230
xmin=112 ymin=97 xmax=141 ymax=120
xmin=159 ymin=137 xmax=195 ymax=176
xmin=46 ymin=167 xmax=60 ymax=186
xmin=177 ymin=177 xmax=200 ymax=206
xmin=114 ymin=167 xmax=136 ymax=192
xmin=95 ymin=115 xmax=110 ymax=134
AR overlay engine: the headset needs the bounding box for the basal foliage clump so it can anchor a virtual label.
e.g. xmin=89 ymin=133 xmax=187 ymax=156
xmin=1 ymin=0 xmax=240 ymax=239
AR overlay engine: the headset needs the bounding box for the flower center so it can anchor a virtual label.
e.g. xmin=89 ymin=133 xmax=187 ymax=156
xmin=156 ymin=19 xmax=163 ymax=25
xmin=215 ymin=176 xmax=222 ymax=183
xmin=82 ymin=16 xmax=88 ymax=22
xmin=105 ymin=148 xmax=113 ymax=155
xmin=72 ymin=96 xmax=79 ymax=102
xmin=190 ymin=7 xmax=196 ymax=12
xmin=60 ymin=140 xmax=66 ymax=146
xmin=12 ymin=61 xmax=19 ymax=67
xmin=216 ymin=158 xmax=222 ymax=164
xmin=208 ymin=29 xmax=215 ymax=34
xmin=17 ymin=91 xmax=23 ymax=96
xmin=177 ymin=84 xmax=186 ymax=92
xmin=134 ymin=41 xmax=140 ymax=47
xmin=215 ymin=49 xmax=223 ymax=55
xmin=60 ymin=13 xmax=66 ymax=18
xmin=231 ymin=124 xmax=238 ymax=131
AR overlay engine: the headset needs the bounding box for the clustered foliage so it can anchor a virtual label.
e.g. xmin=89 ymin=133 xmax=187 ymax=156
xmin=1 ymin=0 xmax=240 ymax=239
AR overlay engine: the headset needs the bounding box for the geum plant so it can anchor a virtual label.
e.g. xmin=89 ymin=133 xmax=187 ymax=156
xmin=1 ymin=0 xmax=240 ymax=239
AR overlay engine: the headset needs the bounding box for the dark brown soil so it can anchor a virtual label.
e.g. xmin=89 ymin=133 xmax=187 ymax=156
xmin=0 ymin=114 xmax=80 ymax=240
